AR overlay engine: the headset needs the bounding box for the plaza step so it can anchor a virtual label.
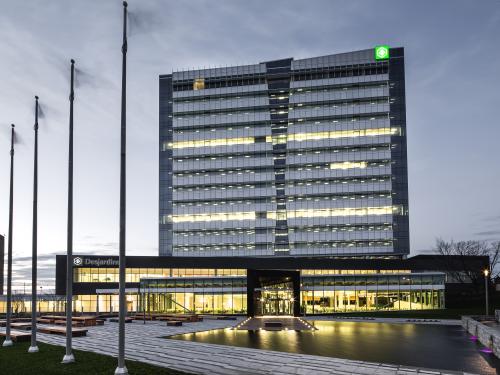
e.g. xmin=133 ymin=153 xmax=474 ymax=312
xmin=233 ymin=316 xmax=316 ymax=331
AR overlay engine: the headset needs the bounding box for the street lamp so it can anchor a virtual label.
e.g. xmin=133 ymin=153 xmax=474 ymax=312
xmin=484 ymin=269 xmax=490 ymax=316
xmin=62 ymin=58 xmax=76 ymax=365
xmin=115 ymin=2 xmax=129 ymax=374
xmin=29 ymin=97 xmax=40 ymax=353
xmin=2 ymin=124 xmax=16 ymax=348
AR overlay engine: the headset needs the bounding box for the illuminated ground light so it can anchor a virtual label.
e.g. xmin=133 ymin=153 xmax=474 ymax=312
xmin=470 ymin=335 xmax=478 ymax=341
xmin=480 ymin=347 xmax=493 ymax=354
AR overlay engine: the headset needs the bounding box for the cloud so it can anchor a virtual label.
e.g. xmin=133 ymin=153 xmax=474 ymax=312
xmin=474 ymin=230 xmax=500 ymax=237
xmin=482 ymin=215 xmax=500 ymax=223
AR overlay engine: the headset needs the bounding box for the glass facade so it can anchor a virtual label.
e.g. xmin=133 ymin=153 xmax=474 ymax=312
xmin=139 ymin=277 xmax=247 ymax=315
xmin=139 ymin=272 xmax=444 ymax=315
xmin=159 ymin=48 xmax=409 ymax=257
xmin=3 ymin=264 xmax=445 ymax=314
xmin=300 ymin=274 xmax=445 ymax=314
xmin=73 ymin=267 xmax=246 ymax=283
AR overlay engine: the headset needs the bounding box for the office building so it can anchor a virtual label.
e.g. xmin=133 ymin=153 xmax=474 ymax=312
xmin=159 ymin=46 xmax=409 ymax=257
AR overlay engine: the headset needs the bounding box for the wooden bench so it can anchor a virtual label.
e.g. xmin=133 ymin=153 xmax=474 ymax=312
xmin=162 ymin=315 xmax=200 ymax=322
xmin=0 ymin=331 xmax=31 ymax=342
xmin=12 ymin=318 xmax=32 ymax=323
xmin=54 ymin=320 xmax=84 ymax=327
xmin=96 ymin=319 xmax=105 ymax=325
xmin=149 ymin=314 xmax=203 ymax=322
xmin=10 ymin=323 xmax=31 ymax=330
xmin=37 ymin=318 xmax=53 ymax=324
xmin=38 ymin=326 xmax=88 ymax=337
xmin=41 ymin=315 xmax=65 ymax=321
xmin=166 ymin=320 xmax=182 ymax=326
xmin=72 ymin=316 xmax=97 ymax=327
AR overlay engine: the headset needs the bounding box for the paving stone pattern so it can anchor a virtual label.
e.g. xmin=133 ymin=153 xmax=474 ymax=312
xmin=1 ymin=318 xmax=472 ymax=374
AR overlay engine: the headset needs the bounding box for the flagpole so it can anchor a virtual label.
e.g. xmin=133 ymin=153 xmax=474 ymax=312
xmin=29 ymin=96 xmax=40 ymax=353
xmin=62 ymin=59 xmax=76 ymax=364
xmin=115 ymin=2 xmax=128 ymax=374
xmin=2 ymin=124 xmax=15 ymax=348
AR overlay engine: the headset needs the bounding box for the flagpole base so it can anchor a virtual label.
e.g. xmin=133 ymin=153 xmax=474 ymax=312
xmin=28 ymin=345 xmax=39 ymax=353
xmin=114 ymin=366 xmax=128 ymax=374
xmin=2 ymin=339 xmax=13 ymax=347
xmin=62 ymin=353 xmax=75 ymax=363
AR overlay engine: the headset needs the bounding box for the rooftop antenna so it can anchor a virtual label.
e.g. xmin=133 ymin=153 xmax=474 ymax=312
xmin=115 ymin=2 xmax=129 ymax=374
xmin=2 ymin=124 xmax=16 ymax=348
xmin=62 ymin=58 xmax=76 ymax=364
xmin=28 ymin=96 xmax=40 ymax=354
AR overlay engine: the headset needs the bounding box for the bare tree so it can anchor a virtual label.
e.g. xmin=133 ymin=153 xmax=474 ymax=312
xmin=489 ymin=241 xmax=500 ymax=279
xmin=434 ymin=239 xmax=499 ymax=287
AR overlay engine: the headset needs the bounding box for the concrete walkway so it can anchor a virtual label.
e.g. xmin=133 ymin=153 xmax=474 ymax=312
xmin=1 ymin=318 xmax=471 ymax=374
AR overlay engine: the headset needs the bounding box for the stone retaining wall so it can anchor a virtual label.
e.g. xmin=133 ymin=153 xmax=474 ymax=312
xmin=462 ymin=316 xmax=500 ymax=357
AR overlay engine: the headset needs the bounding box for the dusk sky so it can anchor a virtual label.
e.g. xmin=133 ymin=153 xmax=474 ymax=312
xmin=0 ymin=0 xmax=499 ymax=288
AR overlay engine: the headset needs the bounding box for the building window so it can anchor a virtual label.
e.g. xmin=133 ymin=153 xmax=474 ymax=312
xmin=193 ymin=78 xmax=205 ymax=90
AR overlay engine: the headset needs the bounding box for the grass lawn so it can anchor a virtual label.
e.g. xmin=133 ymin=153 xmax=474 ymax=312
xmin=0 ymin=341 xmax=189 ymax=375
xmin=328 ymin=307 xmax=488 ymax=320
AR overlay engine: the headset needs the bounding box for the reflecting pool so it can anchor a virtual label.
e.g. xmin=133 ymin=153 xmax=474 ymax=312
xmin=170 ymin=321 xmax=500 ymax=374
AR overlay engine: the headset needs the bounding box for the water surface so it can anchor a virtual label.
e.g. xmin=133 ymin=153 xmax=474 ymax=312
xmin=170 ymin=321 xmax=500 ymax=374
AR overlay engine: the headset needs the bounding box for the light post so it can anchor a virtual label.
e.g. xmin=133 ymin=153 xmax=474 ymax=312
xmin=2 ymin=124 xmax=16 ymax=348
xmin=484 ymin=269 xmax=490 ymax=316
xmin=115 ymin=2 xmax=129 ymax=374
xmin=62 ymin=58 xmax=76 ymax=365
xmin=29 ymin=95 xmax=40 ymax=353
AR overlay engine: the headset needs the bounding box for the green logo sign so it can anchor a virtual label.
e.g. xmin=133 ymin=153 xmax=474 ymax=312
xmin=375 ymin=45 xmax=390 ymax=60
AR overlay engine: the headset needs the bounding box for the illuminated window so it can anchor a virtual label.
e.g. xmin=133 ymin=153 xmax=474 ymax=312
xmin=265 ymin=135 xmax=287 ymax=145
xmin=193 ymin=78 xmax=205 ymax=90
xmin=276 ymin=211 xmax=287 ymax=220
xmin=172 ymin=137 xmax=255 ymax=149
xmin=268 ymin=205 xmax=402 ymax=220
xmin=289 ymin=127 xmax=400 ymax=142
xmin=172 ymin=211 xmax=256 ymax=223
xmin=330 ymin=161 xmax=368 ymax=170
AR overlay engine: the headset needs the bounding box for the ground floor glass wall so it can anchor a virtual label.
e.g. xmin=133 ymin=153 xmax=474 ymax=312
xmin=140 ymin=293 xmax=247 ymax=314
xmin=1 ymin=273 xmax=445 ymax=314
xmin=301 ymin=289 xmax=444 ymax=314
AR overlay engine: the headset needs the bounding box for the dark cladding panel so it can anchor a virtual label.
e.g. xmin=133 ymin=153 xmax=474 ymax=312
xmin=55 ymin=255 xmax=67 ymax=295
xmin=159 ymin=75 xmax=174 ymax=256
xmin=57 ymin=254 xmax=489 ymax=276
xmin=389 ymin=47 xmax=410 ymax=255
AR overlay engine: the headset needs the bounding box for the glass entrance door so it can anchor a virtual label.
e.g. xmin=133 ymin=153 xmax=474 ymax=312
xmin=256 ymin=281 xmax=294 ymax=316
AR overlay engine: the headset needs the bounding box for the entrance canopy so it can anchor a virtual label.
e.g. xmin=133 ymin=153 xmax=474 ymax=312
xmin=247 ymin=269 xmax=300 ymax=317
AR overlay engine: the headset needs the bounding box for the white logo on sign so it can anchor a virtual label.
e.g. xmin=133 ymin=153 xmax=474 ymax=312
xmin=73 ymin=257 xmax=82 ymax=266
xmin=377 ymin=47 xmax=388 ymax=59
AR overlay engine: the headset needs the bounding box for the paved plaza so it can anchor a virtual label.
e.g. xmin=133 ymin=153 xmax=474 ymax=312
xmin=1 ymin=318 xmax=472 ymax=374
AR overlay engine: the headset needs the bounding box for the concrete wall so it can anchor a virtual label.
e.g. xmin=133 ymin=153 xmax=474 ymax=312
xmin=462 ymin=316 xmax=500 ymax=357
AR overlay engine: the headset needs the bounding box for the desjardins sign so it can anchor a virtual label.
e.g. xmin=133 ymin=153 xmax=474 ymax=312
xmin=73 ymin=257 xmax=119 ymax=267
